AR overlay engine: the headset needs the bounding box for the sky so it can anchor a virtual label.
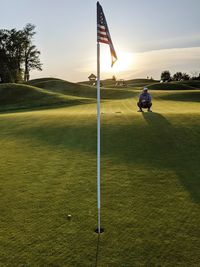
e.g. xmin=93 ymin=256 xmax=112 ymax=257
xmin=1 ymin=0 xmax=200 ymax=82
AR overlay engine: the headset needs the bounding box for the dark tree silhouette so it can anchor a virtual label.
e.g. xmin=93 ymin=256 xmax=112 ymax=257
xmin=0 ymin=24 xmax=42 ymax=83
xmin=161 ymin=70 xmax=171 ymax=82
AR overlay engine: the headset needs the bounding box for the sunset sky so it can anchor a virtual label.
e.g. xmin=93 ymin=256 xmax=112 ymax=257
xmin=1 ymin=0 xmax=200 ymax=81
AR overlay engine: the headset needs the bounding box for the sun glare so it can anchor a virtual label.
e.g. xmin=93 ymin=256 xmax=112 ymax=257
xmin=100 ymin=47 xmax=135 ymax=74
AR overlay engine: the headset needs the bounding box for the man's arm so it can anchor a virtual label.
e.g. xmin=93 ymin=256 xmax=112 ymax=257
xmin=148 ymin=93 xmax=152 ymax=102
xmin=139 ymin=94 xmax=143 ymax=102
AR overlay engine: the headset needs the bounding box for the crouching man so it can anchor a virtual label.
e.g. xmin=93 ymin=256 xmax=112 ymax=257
xmin=137 ymin=87 xmax=152 ymax=112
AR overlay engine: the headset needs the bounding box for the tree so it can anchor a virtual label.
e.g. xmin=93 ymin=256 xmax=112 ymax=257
xmin=191 ymin=72 xmax=200 ymax=80
xmin=0 ymin=29 xmax=24 ymax=82
xmin=161 ymin=70 xmax=171 ymax=82
xmin=0 ymin=24 xmax=42 ymax=83
xmin=24 ymin=45 xmax=42 ymax=81
xmin=0 ymin=30 xmax=10 ymax=82
xmin=173 ymin=72 xmax=183 ymax=81
xmin=23 ymin=24 xmax=42 ymax=81
xmin=0 ymin=28 xmax=21 ymax=82
xmin=173 ymin=72 xmax=190 ymax=81
xmin=182 ymin=73 xmax=190 ymax=80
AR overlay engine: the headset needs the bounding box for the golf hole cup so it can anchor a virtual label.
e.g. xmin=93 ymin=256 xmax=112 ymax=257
xmin=67 ymin=214 xmax=72 ymax=220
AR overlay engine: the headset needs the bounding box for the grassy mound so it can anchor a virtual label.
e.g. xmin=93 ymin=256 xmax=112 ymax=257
xmin=78 ymin=78 xmax=116 ymax=87
xmin=126 ymin=78 xmax=158 ymax=88
xmin=148 ymin=81 xmax=200 ymax=90
xmin=79 ymin=78 xmax=158 ymax=88
xmin=157 ymin=90 xmax=200 ymax=102
xmin=1 ymin=78 xmax=199 ymax=113
xmin=28 ymin=78 xmax=135 ymax=99
xmin=27 ymin=77 xmax=62 ymax=85
xmin=179 ymin=80 xmax=200 ymax=88
xmin=28 ymin=78 xmax=97 ymax=98
xmin=0 ymin=83 xmax=90 ymax=112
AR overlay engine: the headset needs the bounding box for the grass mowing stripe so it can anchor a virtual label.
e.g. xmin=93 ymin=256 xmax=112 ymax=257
xmin=0 ymin=90 xmax=200 ymax=266
xmin=0 ymin=103 xmax=99 ymax=266
xmin=98 ymin=99 xmax=200 ymax=266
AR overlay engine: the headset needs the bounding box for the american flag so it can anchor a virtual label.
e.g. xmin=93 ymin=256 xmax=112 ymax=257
xmin=97 ymin=1 xmax=117 ymax=66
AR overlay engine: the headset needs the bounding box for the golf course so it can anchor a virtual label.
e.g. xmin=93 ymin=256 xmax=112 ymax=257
xmin=0 ymin=78 xmax=200 ymax=266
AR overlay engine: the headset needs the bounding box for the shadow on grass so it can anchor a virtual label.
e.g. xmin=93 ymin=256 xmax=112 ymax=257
xmin=0 ymin=99 xmax=95 ymax=115
xmin=2 ymin=110 xmax=199 ymax=203
xmin=142 ymin=112 xmax=200 ymax=203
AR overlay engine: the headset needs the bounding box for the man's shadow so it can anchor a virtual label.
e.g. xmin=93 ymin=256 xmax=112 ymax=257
xmin=142 ymin=112 xmax=200 ymax=204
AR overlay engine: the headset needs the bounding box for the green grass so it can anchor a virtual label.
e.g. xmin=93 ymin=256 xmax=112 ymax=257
xmin=148 ymin=81 xmax=200 ymax=91
xmin=27 ymin=78 xmax=136 ymax=99
xmin=79 ymin=78 xmax=158 ymax=88
xmin=0 ymin=79 xmax=200 ymax=266
xmin=155 ymin=90 xmax=200 ymax=102
xmin=0 ymin=83 xmax=92 ymax=112
xmin=80 ymin=78 xmax=200 ymax=91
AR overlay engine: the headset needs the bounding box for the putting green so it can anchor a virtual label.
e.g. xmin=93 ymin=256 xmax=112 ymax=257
xmin=0 ymin=87 xmax=200 ymax=266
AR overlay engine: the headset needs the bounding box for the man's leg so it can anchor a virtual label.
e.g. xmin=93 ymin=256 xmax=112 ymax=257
xmin=147 ymin=102 xmax=152 ymax=112
xmin=137 ymin=102 xmax=143 ymax=112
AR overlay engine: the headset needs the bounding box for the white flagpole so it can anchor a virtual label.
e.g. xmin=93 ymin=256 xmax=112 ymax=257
xmin=97 ymin=41 xmax=101 ymax=234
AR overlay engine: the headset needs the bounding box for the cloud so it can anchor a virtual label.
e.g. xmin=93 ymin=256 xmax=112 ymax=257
xmin=76 ymin=46 xmax=200 ymax=81
xmin=130 ymin=46 xmax=200 ymax=79
xmin=134 ymin=34 xmax=200 ymax=53
xmin=31 ymin=46 xmax=200 ymax=82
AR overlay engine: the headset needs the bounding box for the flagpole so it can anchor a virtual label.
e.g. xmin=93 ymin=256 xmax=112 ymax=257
xmin=97 ymin=41 xmax=101 ymax=234
xmin=96 ymin=0 xmax=116 ymax=234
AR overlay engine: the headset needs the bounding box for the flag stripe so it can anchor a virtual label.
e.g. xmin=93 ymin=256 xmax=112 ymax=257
xmin=98 ymin=36 xmax=109 ymax=41
xmin=98 ymin=39 xmax=109 ymax=43
xmin=97 ymin=2 xmax=117 ymax=66
xmin=97 ymin=29 xmax=107 ymax=34
xmin=97 ymin=24 xmax=106 ymax=30
xmin=98 ymin=33 xmax=108 ymax=38
xmin=98 ymin=39 xmax=110 ymax=44
xmin=98 ymin=36 xmax=108 ymax=41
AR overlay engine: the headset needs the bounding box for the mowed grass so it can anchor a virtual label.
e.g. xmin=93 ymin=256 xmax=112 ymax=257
xmin=0 ymin=82 xmax=200 ymax=266
xmin=0 ymin=83 xmax=93 ymax=112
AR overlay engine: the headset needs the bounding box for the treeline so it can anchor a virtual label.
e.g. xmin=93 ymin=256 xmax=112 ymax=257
xmin=161 ymin=70 xmax=200 ymax=82
xmin=0 ymin=24 xmax=42 ymax=83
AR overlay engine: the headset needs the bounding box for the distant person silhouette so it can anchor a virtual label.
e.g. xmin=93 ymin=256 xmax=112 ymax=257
xmin=137 ymin=87 xmax=152 ymax=112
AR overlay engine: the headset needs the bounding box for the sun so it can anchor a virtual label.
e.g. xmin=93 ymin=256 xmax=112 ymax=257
xmin=100 ymin=47 xmax=135 ymax=74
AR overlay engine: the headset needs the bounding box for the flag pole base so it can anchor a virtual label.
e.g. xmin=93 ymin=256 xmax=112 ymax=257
xmin=95 ymin=227 xmax=104 ymax=234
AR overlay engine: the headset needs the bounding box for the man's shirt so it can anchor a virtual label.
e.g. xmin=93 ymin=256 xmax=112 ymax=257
xmin=139 ymin=92 xmax=152 ymax=102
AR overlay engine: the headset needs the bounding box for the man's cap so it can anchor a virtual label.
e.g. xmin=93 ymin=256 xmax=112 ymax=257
xmin=143 ymin=87 xmax=148 ymax=91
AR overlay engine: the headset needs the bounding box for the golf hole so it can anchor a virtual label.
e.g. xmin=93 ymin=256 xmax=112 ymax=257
xmin=95 ymin=227 xmax=104 ymax=234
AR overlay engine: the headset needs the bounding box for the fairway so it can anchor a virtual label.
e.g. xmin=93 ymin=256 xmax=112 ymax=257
xmin=0 ymin=86 xmax=200 ymax=266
